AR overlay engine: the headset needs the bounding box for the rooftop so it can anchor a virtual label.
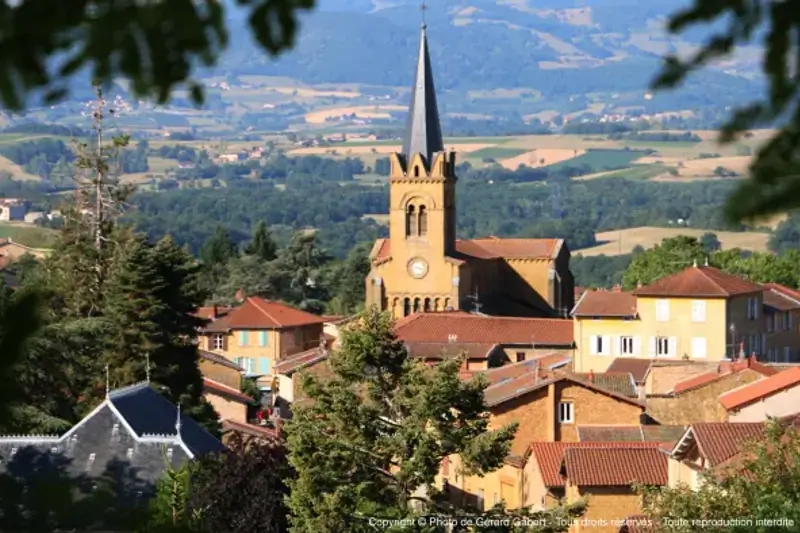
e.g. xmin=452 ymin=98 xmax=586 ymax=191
xmin=561 ymin=447 xmax=668 ymax=487
xmin=203 ymin=296 xmax=325 ymax=331
xmin=672 ymin=421 xmax=765 ymax=467
xmin=718 ymin=366 xmax=800 ymax=411
xmin=633 ymin=265 xmax=762 ymax=298
xmin=671 ymin=357 xmax=778 ymax=394
xmin=572 ymin=290 xmax=638 ymax=318
xmin=605 ymin=358 xmax=655 ymax=384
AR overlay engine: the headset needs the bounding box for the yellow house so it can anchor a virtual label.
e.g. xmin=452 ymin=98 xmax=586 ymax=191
xmin=572 ymin=264 xmax=766 ymax=373
xmin=197 ymin=349 xmax=251 ymax=425
xmin=197 ymin=296 xmax=325 ymax=392
xmin=364 ymin=24 xmax=573 ymax=319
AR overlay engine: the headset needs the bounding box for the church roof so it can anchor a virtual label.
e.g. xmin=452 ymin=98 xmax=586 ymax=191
xmin=370 ymin=237 xmax=563 ymax=263
xmin=402 ymin=24 xmax=444 ymax=166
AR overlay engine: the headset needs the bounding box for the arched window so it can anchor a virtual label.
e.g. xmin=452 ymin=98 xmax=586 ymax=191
xmin=418 ymin=205 xmax=428 ymax=237
xmin=424 ymin=298 xmax=431 ymax=312
xmin=434 ymin=298 xmax=441 ymax=311
xmin=403 ymin=298 xmax=411 ymax=317
xmin=406 ymin=205 xmax=416 ymax=237
xmin=414 ymin=165 xmax=420 ymax=177
xmin=444 ymin=298 xmax=451 ymax=311
xmin=413 ymin=298 xmax=421 ymax=313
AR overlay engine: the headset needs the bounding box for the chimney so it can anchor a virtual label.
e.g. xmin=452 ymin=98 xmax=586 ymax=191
xmin=588 ymin=369 xmax=595 ymax=382
xmin=235 ymin=289 xmax=245 ymax=302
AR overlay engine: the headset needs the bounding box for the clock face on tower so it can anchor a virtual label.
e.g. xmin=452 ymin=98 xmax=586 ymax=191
xmin=408 ymin=258 xmax=429 ymax=279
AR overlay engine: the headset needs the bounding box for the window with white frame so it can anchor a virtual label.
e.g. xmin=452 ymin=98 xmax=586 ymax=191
xmin=212 ymin=334 xmax=224 ymax=351
xmin=620 ymin=336 xmax=635 ymax=355
xmin=784 ymin=312 xmax=791 ymax=330
xmin=590 ymin=335 xmax=610 ymax=356
xmin=242 ymin=357 xmax=255 ymax=375
xmin=691 ymin=300 xmax=706 ymax=323
xmin=655 ymin=300 xmax=670 ymax=322
xmin=558 ymin=402 xmax=574 ymax=424
xmin=656 ymin=337 xmax=670 ymax=357
xmin=691 ymin=337 xmax=707 ymax=358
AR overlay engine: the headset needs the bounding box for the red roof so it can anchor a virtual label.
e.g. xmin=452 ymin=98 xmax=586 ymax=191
xmin=221 ymin=419 xmax=281 ymax=441
xmin=672 ymin=357 xmax=778 ymax=394
xmin=562 ymin=447 xmax=668 ymax=486
xmin=675 ymin=422 xmax=765 ymax=467
xmin=763 ymin=283 xmax=800 ymax=303
xmin=274 ymin=346 xmax=330 ymax=375
xmin=719 ymin=367 xmax=800 ymax=410
xmin=528 ymin=442 xmax=666 ymax=488
xmin=204 ymin=296 xmax=324 ymax=330
xmin=394 ymin=312 xmax=574 ymax=346
xmin=605 ymin=358 xmax=654 ymax=384
xmin=633 ymin=265 xmax=762 ymax=298
xmin=572 ymin=290 xmax=638 ymax=318
xmin=372 ymin=237 xmax=562 ymax=262
xmin=203 ymin=378 xmax=254 ymax=404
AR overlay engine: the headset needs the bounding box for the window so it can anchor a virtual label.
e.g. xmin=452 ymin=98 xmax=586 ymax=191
xmin=768 ymin=313 xmax=774 ymax=332
xmin=785 ymin=312 xmax=791 ymax=330
xmin=691 ymin=300 xmax=706 ymax=322
xmin=656 ymin=300 xmax=670 ymax=322
xmin=516 ymin=352 xmax=525 ymax=363
xmin=242 ymin=357 xmax=256 ymax=375
xmin=259 ymin=331 xmax=268 ymax=347
xmin=405 ymin=205 xmax=416 ymax=237
xmin=259 ymin=357 xmax=271 ymax=375
xmin=424 ymin=298 xmax=431 ymax=312
xmin=785 ymin=347 xmax=792 ymax=363
xmin=418 ymin=206 xmax=428 ymax=236
xmin=558 ymin=402 xmax=574 ymax=424
xmin=691 ymin=337 xmax=707 ymax=358
xmin=589 ymin=335 xmax=610 ymax=356
xmin=747 ymin=297 xmax=759 ymax=320
xmin=619 ymin=336 xmax=635 ymax=356
xmin=212 ymin=334 xmax=225 ymax=351
xmin=403 ymin=298 xmax=411 ymax=317
xmin=655 ymin=337 xmax=671 ymax=357
xmin=239 ymin=331 xmax=249 ymax=347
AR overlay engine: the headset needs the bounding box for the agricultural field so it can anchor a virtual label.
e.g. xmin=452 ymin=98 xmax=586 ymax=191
xmin=0 ymin=223 xmax=58 ymax=249
xmin=577 ymin=227 xmax=771 ymax=257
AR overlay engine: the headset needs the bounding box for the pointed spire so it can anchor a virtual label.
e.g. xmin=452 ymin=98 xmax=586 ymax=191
xmin=402 ymin=22 xmax=444 ymax=167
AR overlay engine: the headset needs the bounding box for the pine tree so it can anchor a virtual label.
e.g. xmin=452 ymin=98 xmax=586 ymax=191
xmin=200 ymin=226 xmax=237 ymax=268
xmin=274 ymin=232 xmax=330 ymax=313
xmin=244 ymin=221 xmax=277 ymax=262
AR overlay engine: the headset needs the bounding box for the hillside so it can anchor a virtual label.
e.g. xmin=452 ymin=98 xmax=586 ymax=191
xmin=217 ymin=0 xmax=760 ymax=102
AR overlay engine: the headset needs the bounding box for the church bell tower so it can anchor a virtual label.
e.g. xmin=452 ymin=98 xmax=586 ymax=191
xmin=388 ymin=22 xmax=457 ymax=262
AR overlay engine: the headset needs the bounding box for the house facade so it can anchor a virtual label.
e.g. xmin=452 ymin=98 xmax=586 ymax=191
xmin=719 ymin=366 xmax=800 ymax=422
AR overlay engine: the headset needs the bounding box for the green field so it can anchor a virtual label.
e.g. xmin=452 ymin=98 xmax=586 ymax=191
xmin=592 ymin=164 xmax=675 ymax=181
xmin=468 ymin=147 xmax=531 ymax=160
xmin=0 ymin=224 xmax=58 ymax=249
xmin=546 ymin=149 xmax=649 ymax=172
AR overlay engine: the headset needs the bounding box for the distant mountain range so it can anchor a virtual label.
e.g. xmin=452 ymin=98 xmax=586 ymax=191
xmin=215 ymin=0 xmax=761 ymax=101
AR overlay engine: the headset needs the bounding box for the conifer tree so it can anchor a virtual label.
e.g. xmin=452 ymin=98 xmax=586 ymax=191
xmin=200 ymin=226 xmax=237 ymax=268
xmin=244 ymin=221 xmax=277 ymax=262
xmin=286 ymin=309 xmax=584 ymax=533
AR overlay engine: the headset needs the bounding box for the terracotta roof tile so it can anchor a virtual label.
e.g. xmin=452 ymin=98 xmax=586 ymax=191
xmin=719 ymin=367 xmax=800 ymax=410
xmin=370 ymin=237 xmax=561 ymax=263
xmin=394 ymin=313 xmax=574 ymax=346
xmin=574 ymin=286 xmax=587 ymax=301
xmin=572 ymin=290 xmax=638 ymax=318
xmin=562 ymin=447 xmax=668 ymax=486
xmin=571 ymin=372 xmax=638 ymax=397
xmin=198 ymin=349 xmax=244 ymax=371
xmin=405 ymin=341 xmax=500 ymax=361
xmin=274 ymin=346 xmax=329 ymax=375
xmin=641 ymin=425 xmax=688 ymax=444
xmin=528 ymin=442 xmax=666 ymax=488
xmin=221 ymin=419 xmax=280 ymax=441
xmin=196 ymin=305 xmax=232 ymax=321
xmin=577 ymin=425 xmax=685 ymax=446
xmin=203 ymin=378 xmax=254 ymax=404
xmin=205 ymin=297 xmax=324 ymax=331
xmin=763 ymin=283 xmax=800 ymax=304
xmin=475 ymin=355 xmax=571 ymax=386
xmin=633 ymin=265 xmax=762 ymax=298
xmin=762 ymin=290 xmax=798 ymax=312
xmin=675 ymin=422 xmax=765 ymax=467
xmin=672 ymin=357 xmax=778 ymax=394
xmin=605 ymin=358 xmax=654 ymax=384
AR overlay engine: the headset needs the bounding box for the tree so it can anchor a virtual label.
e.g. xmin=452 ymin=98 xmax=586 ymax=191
xmin=621 ymin=236 xmax=705 ymax=289
xmin=640 ymin=418 xmax=800 ymax=532
xmin=325 ymin=243 xmax=370 ymax=316
xmin=187 ymin=433 xmax=291 ymax=533
xmin=216 ymin=253 xmax=282 ymax=304
xmin=0 ymin=0 xmax=315 ymax=110
xmin=699 ymin=232 xmax=721 ymax=253
xmin=655 ymin=0 xmax=800 ymax=221
xmin=244 ymin=221 xmax=277 ymax=262
xmin=285 ymin=309 xmax=583 ymax=533
xmin=200 ymin=226 xmax=237 ymax=268
xmin=273 ymin=232 xmax=330 ymax=313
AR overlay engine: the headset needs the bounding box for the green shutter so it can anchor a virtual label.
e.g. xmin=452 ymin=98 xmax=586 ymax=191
xmin=239 ymin=331 xmax=249 ymax=346
xmin=259 ymin=357 xmax=270 ymax=375
xmin=259 ymin=331 xmax=268 ymax=347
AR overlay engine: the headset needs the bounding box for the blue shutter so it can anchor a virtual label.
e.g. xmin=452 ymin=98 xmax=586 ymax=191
xmin=259 ymin=331 xmax=268 ymax=347
xmin=239 ymin=331 xmax=249 ymax=346
xmin=259 ymin=357 xmax=270 ymax=375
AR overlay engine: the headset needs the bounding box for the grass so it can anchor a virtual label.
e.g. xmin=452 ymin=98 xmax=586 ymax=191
xmin=589 ymin=164 xmax=675 ymax=181
xmin=546 ymin=149 xmax=649 ymax=172
xmin=468 ymin=147 xmax=531 ymax=160
xmin=623 ymin=141 xmax=703 ymax=149
xmin=577 ymin=227 xmax=771 ymax=257
xmin=0 ymin=223 xmax=58 ymax=249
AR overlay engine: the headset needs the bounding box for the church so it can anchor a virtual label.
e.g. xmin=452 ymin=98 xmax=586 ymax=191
xmin=365 ymin=23 xmax=575 ymax=319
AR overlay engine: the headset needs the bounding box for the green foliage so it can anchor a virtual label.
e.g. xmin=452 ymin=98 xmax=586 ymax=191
xmin=640 ymin=419 xmax=800 ymax=532
xmin=200 ymin=225 xmax=237 ymax=268
xmin=286 ymin=308 xmax=576 ymax=533
xmin=245 ymin=221 xmax=278 ymax=262
xmin=0 ymin=0 xmax=315 ymax=110
xmin=621 ymin=236 xmax=800 ymax=290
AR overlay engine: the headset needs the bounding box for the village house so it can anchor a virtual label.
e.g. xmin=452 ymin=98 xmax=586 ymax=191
xmin=645 ymin=356 xmax=778 ymax=425
xmin=761 ymin=283 xmax=800 ymax=361
xmin=196 ymin=296 xmax=325 ymax=394
xmin=719 ymin=366 xmax=800 ymax=422
xmin=572 ymin=264 xmax=789 ymax=372
xmin=435 ymin=363 xmax=647 ymax=512
xmin=272 ymin=339 xmax=334 ymax=418
xmin=0 ymin=382 xmax=225 ymax=495
xmin=197 ymin=350 xmax=252 ymax=425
